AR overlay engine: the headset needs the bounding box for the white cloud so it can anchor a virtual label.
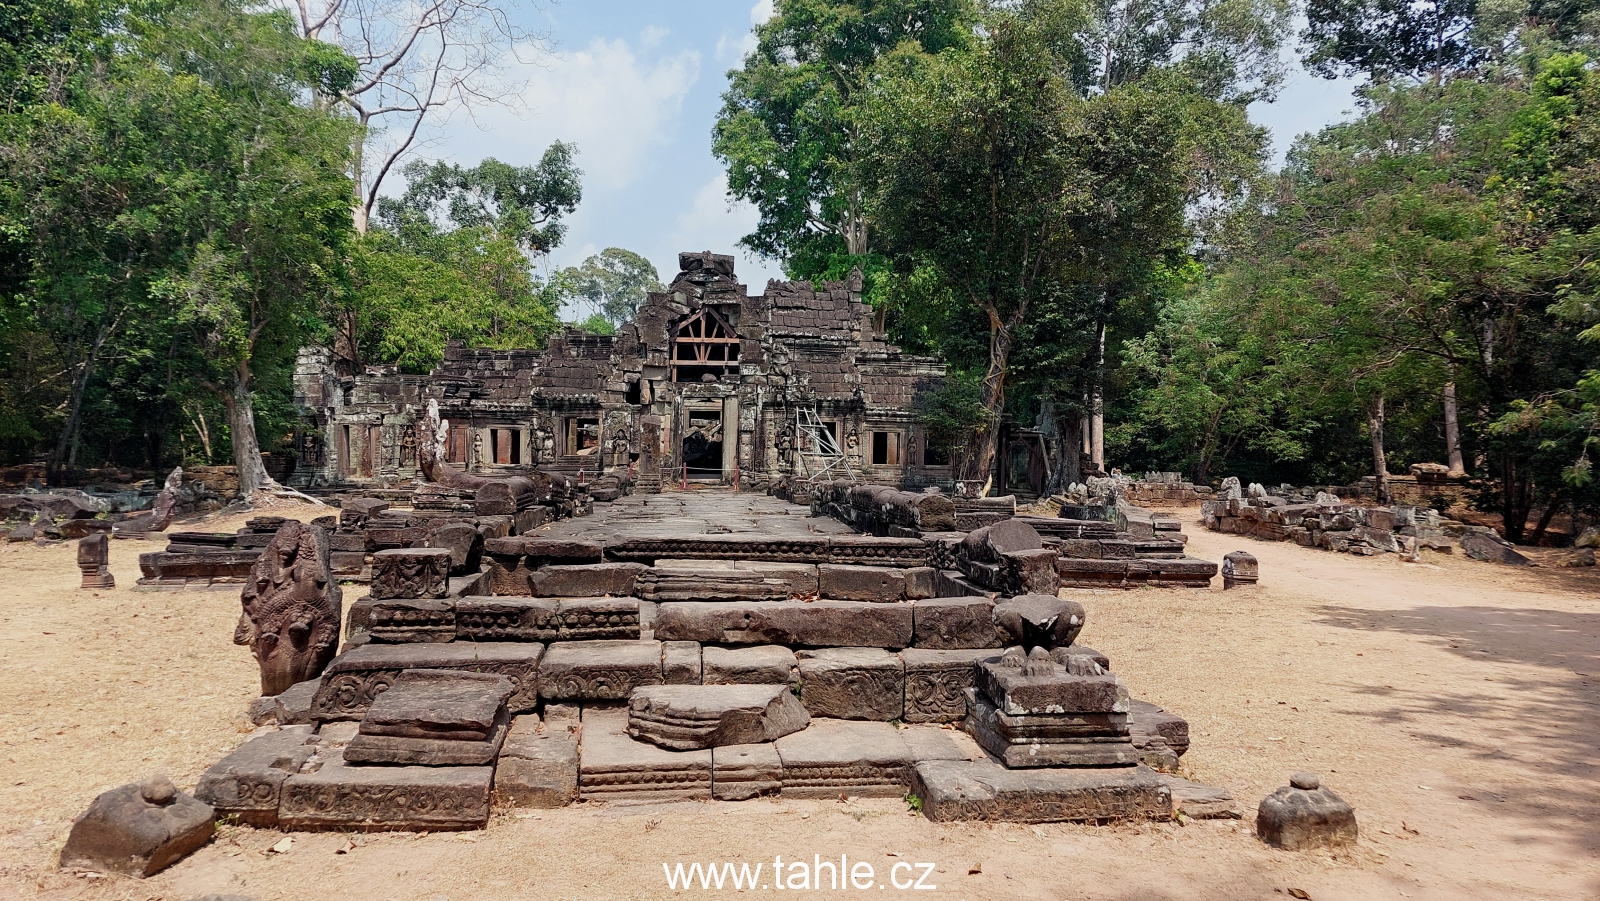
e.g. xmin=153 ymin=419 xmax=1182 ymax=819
xmin=434 ymin=37 xmax=700 ymax=192
xmin=639 ymin=25 xmax=669 ymax=48
xmin=751 ymin=0 xmax=774 ymax=25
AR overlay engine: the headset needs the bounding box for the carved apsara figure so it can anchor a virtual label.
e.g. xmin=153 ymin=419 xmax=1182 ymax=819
xmin=233 ymin=522 xmax=342 ymax=696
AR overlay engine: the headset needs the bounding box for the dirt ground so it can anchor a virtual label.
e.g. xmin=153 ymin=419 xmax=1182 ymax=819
xmin=1 ymin=501 xmax=1597 ymax=901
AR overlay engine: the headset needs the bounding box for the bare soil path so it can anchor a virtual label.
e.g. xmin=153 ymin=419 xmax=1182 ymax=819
xmin=0 ymin=502 xmax=1596 ymax=901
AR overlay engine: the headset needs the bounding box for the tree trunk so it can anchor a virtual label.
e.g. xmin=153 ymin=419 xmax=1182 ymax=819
xmin=1090 ymin=318 xmax=1106 ymax=472
xmin=48 ymin=320 xmax=111 ymax=485
xmin=1530 ymin=491 xmax=1562 ymax=547
xmin=970 ymin=315 xmax=1016 ymax=484
xmin=1369 ymin=396 xmax=1390 ymax=505
xmin=1498 ymin=454 xmax=1531 ymax=544
xmin=226 ymin=359 xmax=272 ymax=499
xmin=1443 ymin=380 xmax=1465 ymax=475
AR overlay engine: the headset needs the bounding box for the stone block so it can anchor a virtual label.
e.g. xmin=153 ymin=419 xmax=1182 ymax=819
xmin=1003 ymin=549 xmax=1061 ymax=596
xmin=1460 ymin=532 xmax=1532 ymax=566
xmin=1221 ymin=551 xmax=1259 ymax=589
xmin=371 ymin=548 xmax=451 ymax=600
xmin=912 ymin=598 xmax=999 ymax=650
xmin=702 ymin=645 xmax=796 ymax=685
xmin=654 ymin=601 xmax=913 ymax=649
xmin=661 ymin=640 xmax=702 ymax=684
xmin=311 ymin=642 xmax=544 ymax=721
xmin=428 ymin=522 xmax=483 ymax=576
xmin=713 ymin=743 xmax=783 ymax=800
xmin=965 ymin=690 xmax=1138 ymax=767
xmin=795 ymin=648 xmax=904 ymax=721
xmin=902 ymin=648 xmax=993 ymax=723
xmin=818 ymin=564 xmax=905 ymax=602
xmin=774 ymin=719 xmax=913 ymax=798
xmin=271 ymin=678 xmax=321 ymax=725
xmin=627 ymin=684 xmax=809 ymax=750
xmin=637 ymin=559 xmax=819 ymax=601
xmin=901 ymin=566 xmax=936 ymax=600
xmin=279 ymin=752 xmax=491 ymax=831
xmin=1129 ymin=699 xmax=1190 ymax=758
xmin=194 ymin=726 xmax=314 ymax=826
xmin=909 ymin=759 xmax=1171 ymax=823
xmin=368 ymin=598 xmax=455 ymax=643
xmin=494 ymin=716 xmax=579 ymax=808
xmin=975 ymin=659 xmax=1129 ymax=716
xmin=528 ymin=562 xmax=646 ymax=597
xmin=537 ymin=640 xmax=664 ymax=701
xmin=578 ymin=709 xmax=712 ymax=802
xmin=59 ymin=777 xmax=215 ymax=877
xmin=1161 ymin=774 xmax=1239 ymax=819
xmin=454 ymin=596 xmax=640 ymax=642
xmin=1256 ymin=772 xmax=1358 ymax=850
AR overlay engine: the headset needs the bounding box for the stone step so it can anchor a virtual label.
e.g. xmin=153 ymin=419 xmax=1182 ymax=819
xmin=636 ymin=559 xmax=819 ymax=602
xmin=537 ymin=640 xmax=666 ymax=701
xmin=908 ymin=759 xmax=1171 ymax=823
xmin=795 ymin=648 xmax=904 ymax=721
xmin=494 ymin=715 xmax=579 ymax=809
xmin=653 ymin=601 xmax=913 ymax=649
xmin=454 ymin=596 xmax=643 ymax=642
xmin=278 ymin=750 xmax=492 ymax=831
xmin=311 ymin=642 xmax=544 ymax=722
xmin=578 ymin=709 xmax=712 ymax=802
xmin=195 ymin=725 xmax=316 ymax=826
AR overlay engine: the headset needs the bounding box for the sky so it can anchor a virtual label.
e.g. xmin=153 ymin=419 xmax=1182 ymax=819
xmin=418 ymin=1 xmax=1364 ymax=315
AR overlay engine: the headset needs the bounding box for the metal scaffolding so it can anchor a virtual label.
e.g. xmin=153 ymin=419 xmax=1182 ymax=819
xmin=795 ymin=406 xmax=855 ymax=483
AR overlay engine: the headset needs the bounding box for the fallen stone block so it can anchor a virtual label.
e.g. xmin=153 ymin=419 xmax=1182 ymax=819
xmin=702 ymin=645 xmax=797 ymax=685
xmin=1459 ymin=532 xmax=1533 ymax=566
xmin=909 ymin=759 xmax=1170 ymax=823
xmin=311 ymin=642 xmax=544 ymax=721
xmin=628 ymin=684 xmax=809 ymax=750
xmin=1160 ymin=774 xmax=1239 ymax=819
xmin=195 ymin=727 xmax=314 ymax=826
xmin=279 ymin=752 xmax=491 ymax=831
xmin=796 ymin=648 xmax=905 ymax=721
xmin=59 ymin=777 xmax=215 ymax=877
xmin=1256 ymin=772 xmax=1358 ymax=850
xmin=636 ymin=559 xmax=819 ymax=602
xmin=578 ymin=709 xmax=712 ymax=802
xmin=774 ymin=719 xmax=912 ymax=798
xmin=344 ymin=669 xmax=513 ymax=766
xmin=537 ymin=639 xmax=665 ymax=701
xmin=654 ymin=601 xmax=913 ymax=649
xmin=493 ymin=716 xmax=579 ymax=809
xmin=271 ymin=679 xmax=321 ymax=726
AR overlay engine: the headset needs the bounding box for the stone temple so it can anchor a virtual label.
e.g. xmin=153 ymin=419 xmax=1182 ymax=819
xmin=292 ymin=251 xmax=952 ymax=490
xmin=81 ymin=249 xmax=1241 ymax=872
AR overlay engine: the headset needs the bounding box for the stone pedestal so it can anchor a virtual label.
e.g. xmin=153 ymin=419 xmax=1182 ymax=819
xmin=966 ymin=649 xmax=1137 ymax=768
xmin=1221 ymin=551 xmax=1259 ymax=589
xmin=77 ymin=533 xmax=114 ymax=589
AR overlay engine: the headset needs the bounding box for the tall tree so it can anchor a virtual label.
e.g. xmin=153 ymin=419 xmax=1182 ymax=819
xmin=713 ymin=0 xmax=977 ymax=275
xmin=558 ymin=248 xmax=663 ymax=327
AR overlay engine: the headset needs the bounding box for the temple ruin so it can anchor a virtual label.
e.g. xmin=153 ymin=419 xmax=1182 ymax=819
xmin=292 ymin=251 xmax=951 ymax=490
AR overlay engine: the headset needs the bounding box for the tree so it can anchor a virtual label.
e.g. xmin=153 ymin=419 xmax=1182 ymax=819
xmin=282 ymin=0 xmax=547 ymax=233
xmin=558 ymin=248 xmax=663 ymax=327
xmin=713 ymin=0 xmax=978 ymax=273
xmin=382 ymin=149 xmax=582 ymax=256
xmin=1 ymin=0 xmax=358 ymax=492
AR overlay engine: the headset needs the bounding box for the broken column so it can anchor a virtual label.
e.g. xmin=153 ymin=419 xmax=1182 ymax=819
xmin=78 ymin=532 xmax=114 ymax=589
xmin=1221 ymin=551 xmax=1259 ymax=589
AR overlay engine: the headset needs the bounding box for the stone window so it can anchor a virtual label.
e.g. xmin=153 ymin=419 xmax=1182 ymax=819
xmin=565 ymin=418 xmax=600 ymax=456
xmin=871 ymin=431 xmax=902 ymax=466
xmin=670 ymin=307 xmax=740 ymax=382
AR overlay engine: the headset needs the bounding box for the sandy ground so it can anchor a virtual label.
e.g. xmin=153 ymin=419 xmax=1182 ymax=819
xmin=1 ymin=500 xmax=1597 ymax=901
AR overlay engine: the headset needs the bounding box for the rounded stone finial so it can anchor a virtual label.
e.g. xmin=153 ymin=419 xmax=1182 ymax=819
xmin=141 ymin=776 xmax=177 ymax=805
xmin=1290 ymin=771 xmax=1321 ymax=791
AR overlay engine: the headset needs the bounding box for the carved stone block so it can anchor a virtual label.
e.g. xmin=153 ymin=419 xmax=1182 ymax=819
xmin=368 ymin=598 xmax=455 ymax=643
xmin=653 ymin=601 xmax=913 ymax=649
xmin=194 ymin=726 xmax=314 ymax=826
xmin=627 ymin=684 xmax=808 ymax=750
xmin=636 ymin=559 xmax=818 ymax=602
xmin=311 ymin=642 xmax=544 ymax=721
xmin=991 ymin=595 xmax=1086 ymax=651
xmin=795 ymin=648 xmax=904 ymax=721
xmin=279 ymin=752 xmax=491 ymax=831
xmin=965 ymin=689 xmax=1138 ymax=768
xmin=975 ymin=657 xmax=1128 ymax=716
xmin=774 ymin=719 xmax=911 ymax=799
xmin=1221 ymin=550 xmax=1259 ymax=589
xmin=454 ymin=596 xmax=640 ymax=642
xmin=901 ymin=648 xmax=993 ymax=723
xmin=912 ymin=598 xmax=1000 ymax=650
xmin=578 ymin=709 xmax=712 ymax=802
xmin=371 ymin=548 xmax=451 ymax=600
xmin=537 ymin=639 xmax=664 ymax=701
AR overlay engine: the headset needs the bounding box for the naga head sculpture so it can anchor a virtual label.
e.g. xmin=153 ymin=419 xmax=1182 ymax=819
xmin=234 ymin=522 xmax=341 ymax=696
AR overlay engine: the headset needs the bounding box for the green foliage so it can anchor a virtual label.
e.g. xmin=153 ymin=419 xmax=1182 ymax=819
xmin=378 ymin=147 xmax=582 ymax=257
xmin=557 ymin=248 xmax=663 ymax=326
xmin=911 ymin=372 xmax=990 ymax=462
xmin=573 ymin=312 xmax=618 ymax=336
